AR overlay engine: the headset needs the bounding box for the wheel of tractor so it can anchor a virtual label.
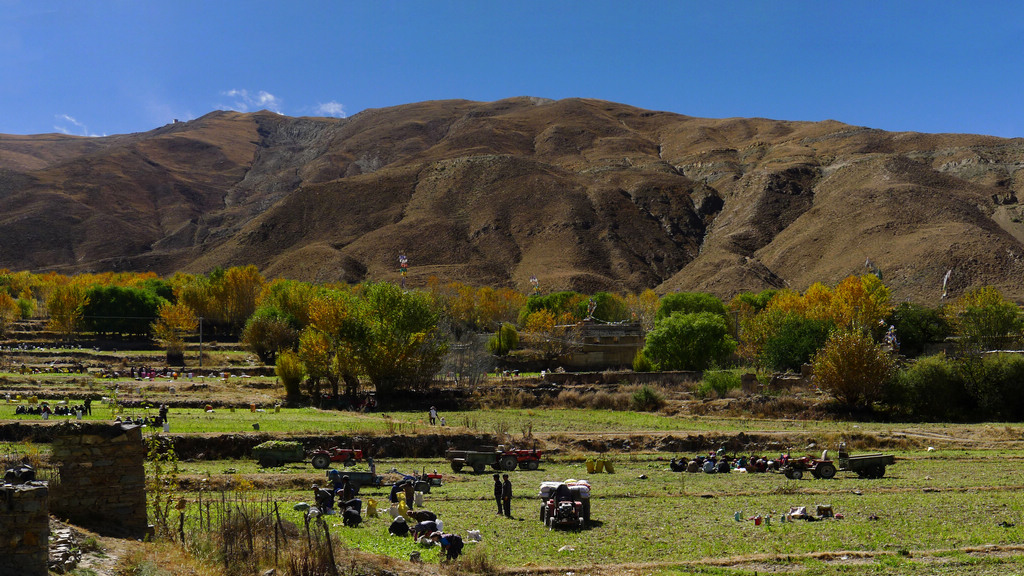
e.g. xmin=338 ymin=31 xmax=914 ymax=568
xmin=873 ymin=465 xmax=886 ymax=479
xmin=450 ymin=462 xmax=463 ymax=473
xmin=526 ymin=460 xmax=539 ymax=470
xmin=856 ymin=469 xmax=869 ymax=479
xmin=785 ymin=468 xmax=803 ymax=480
xmin=473 ymin=463 xmax=486 ymax=474
xmin=817 ymin=462 xmax=837 ymax=480
xmin=311 ymin=454 xmax=331 ymax=469
xmin=540 ymin=504 xmax=547 ymax=522
xmin=811 ymin=469 xmax=821 ymax=479
xmin=500 ymin=455 xmax=518 ymax=471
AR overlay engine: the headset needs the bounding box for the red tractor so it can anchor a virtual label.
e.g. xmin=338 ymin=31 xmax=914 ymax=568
xmin=310 ymin=447 xmax=365 ymax=469
xmin=446 ymin=446 xmax=542 ymax=473
xmin=538 ymin=481 xmax=591 ymax=529
xmin=778 ymin=451 xmax=837 ymax=480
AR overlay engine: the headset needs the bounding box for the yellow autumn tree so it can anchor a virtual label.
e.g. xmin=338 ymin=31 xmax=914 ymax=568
xmin=152 ymin=302 xmax=199 ymax=365
xmin=0 ymin=292 xmax=19 ymax=337
xmin=46 ymin=283 xmax=89 ymax=340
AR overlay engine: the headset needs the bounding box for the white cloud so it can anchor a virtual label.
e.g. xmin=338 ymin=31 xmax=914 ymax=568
xmin=315 ymin=101 xmax=346 ymax=118
xmin=53 ymin=114 xmax=103 ymax=137
xmin=220 ymin=89 xmax=283 ymax=113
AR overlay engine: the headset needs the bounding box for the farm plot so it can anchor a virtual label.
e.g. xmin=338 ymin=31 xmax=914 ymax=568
xmin=171 ymin=451 xmax=1024 ymax=572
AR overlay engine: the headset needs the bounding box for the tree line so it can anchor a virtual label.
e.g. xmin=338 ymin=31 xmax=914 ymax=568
xmin=2 ymin=267 xmax=1023 ymax=419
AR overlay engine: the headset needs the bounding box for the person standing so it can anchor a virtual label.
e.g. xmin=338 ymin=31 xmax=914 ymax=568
xmin=492 ymin=473 xmax=503 ymax=514
xmin=83 ymin=397 xmax=92 ymax=416
xmin=501 ymin=473 xmax=512 ymax=518
xmin=429 ymin=406 xmax=438 ymax=425
xmin=403 ymin=481 xmax=415 ymax=510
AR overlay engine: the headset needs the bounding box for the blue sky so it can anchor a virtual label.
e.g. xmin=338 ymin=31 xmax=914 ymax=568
xmin=2 ymin=1 xmax=1023 ymax=138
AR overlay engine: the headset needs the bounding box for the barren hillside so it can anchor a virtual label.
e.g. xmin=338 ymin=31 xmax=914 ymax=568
xmin=2 ymin=97 xmax=1023 ymax=303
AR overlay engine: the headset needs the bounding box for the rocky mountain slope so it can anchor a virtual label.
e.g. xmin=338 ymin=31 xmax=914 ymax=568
xmin=2 ymin=97 xmax=1023 ymax=303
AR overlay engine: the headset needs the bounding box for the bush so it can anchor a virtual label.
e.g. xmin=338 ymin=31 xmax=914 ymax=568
xmin=697 ymin=370 xmax=741 ymax=399
xmin=630 ymin=384 xmax=665 ymax=411
xmin=632 ymin=350 xmax=653 ymax=372
xmin=643 ymin=311 xmax=737 ymax=371
xmin=959 ymin=353 xmax=1024 ymax=420
xmin=888 ymin=302 xmax=950 ymax=357
xmin=275 ymin=350 xmax=305 ymax=402
xmin=487 ymin=323 xmax=519 ymax=356
xmin=16 ymin=297 xmax=35 ymax=319
xmin=887 ymin=354 xmax=971 ymax=420
xmin=813 ymin=330 xmax=895 ymax=409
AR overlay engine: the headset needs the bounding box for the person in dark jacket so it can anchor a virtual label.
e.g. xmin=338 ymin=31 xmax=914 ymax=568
xmin=403 ymin=481 xmax=415 ymax=509
xmin=492 ymin=473 xmax=502 ymax=514
xmin=388 ymin=515 xmax=409 ymax=536
xmin=389 ymin=481 xmax=404 ymax=503
xmin=342 ymin=505 xmax=362 ymax=527
xmin=410 ymin=520 xmax=439 ymax=540
xmin=431 ymin=531 xmax=464 ymax=562
xmin=501 ymin=473 xmax=512 ymax=518
xmin=409 ymin=509 xmax=436 ymax=522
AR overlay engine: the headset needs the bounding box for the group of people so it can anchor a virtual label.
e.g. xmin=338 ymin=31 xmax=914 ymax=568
xmin=384 ymin=479 xmax=464 ymax=562
xmin=16 ymin=363 xmax=87 ymax=375
xmin=312 ymin=471 xmax=364 ymax=527
xmin=14 ymin=399 xmax=90 ymax=417
xmin=669 ymin=453 xmax=784 ymax=474
xmin=493 ymin=473 xmax=513 ymax=517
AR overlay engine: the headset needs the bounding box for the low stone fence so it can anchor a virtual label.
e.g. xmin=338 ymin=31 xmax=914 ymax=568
xmin=50 ymin=423 xmax=148 ymax=538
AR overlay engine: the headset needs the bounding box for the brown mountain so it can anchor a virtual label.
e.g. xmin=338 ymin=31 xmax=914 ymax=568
xmin=2 ymin=97 xmax=1024 ymax=303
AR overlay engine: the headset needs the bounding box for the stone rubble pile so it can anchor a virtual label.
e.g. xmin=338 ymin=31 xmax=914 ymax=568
xmin=48 ymin=528 xmax=82 ymax=574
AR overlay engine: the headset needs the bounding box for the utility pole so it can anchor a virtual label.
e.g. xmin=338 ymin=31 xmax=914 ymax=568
xmin=198 ymin=317 xmax=203 ymax=369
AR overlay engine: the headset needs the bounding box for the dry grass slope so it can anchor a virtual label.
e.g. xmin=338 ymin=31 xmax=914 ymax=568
xmin=2 ymin=97 xmax=1024 ymax=303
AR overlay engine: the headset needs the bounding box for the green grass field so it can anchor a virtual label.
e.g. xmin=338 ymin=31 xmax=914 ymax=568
xmin=163 ymin=448 xmax=1024 ymax=574
xmin=5 ymin=394 xmax=1024 ymax=573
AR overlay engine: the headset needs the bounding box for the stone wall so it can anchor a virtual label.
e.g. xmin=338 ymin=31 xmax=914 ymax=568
xmin=50 ymin=423 xmax=148 ymax=538
xmin=0 ymin=481 xmax=49 ymax=576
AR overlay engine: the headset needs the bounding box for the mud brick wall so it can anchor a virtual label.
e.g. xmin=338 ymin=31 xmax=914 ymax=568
xmin=50 ymin=423 xmax=147 ymax=538
xmin=0 ymin=481 xmax=49 ymax=576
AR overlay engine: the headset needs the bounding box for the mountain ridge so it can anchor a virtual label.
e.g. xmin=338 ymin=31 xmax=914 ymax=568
xmin=1 ymin=96 xmax=1023 ymax=303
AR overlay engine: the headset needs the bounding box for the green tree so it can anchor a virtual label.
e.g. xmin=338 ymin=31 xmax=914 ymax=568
xmin=888 ymin=302 xmax=950 ymax=357
xmin=812 ymin=329 xmax=895 ymax=409
xmin=355 ymin=282 xmax=448 ymax=398
xmin=83 ymin=285 xmax=166 ymax=337
xmin=944 ymin=287 xmax=1024 ymax=352
xmin=642 ymin=311 xmax=736 ymax=371
xmin=758 ymin=312 xmax=834 ymax=372
xmin=886 ymin=354 xmax=971 ymax=420
xmin=241 ymin=306 xmax=300 ymax=364
xmin=656 ymin=292 xmax=728 ymax=322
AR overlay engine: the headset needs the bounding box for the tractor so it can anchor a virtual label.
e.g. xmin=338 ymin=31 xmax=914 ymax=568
xmin=538 ymin=481 xmax=591 ymax=529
